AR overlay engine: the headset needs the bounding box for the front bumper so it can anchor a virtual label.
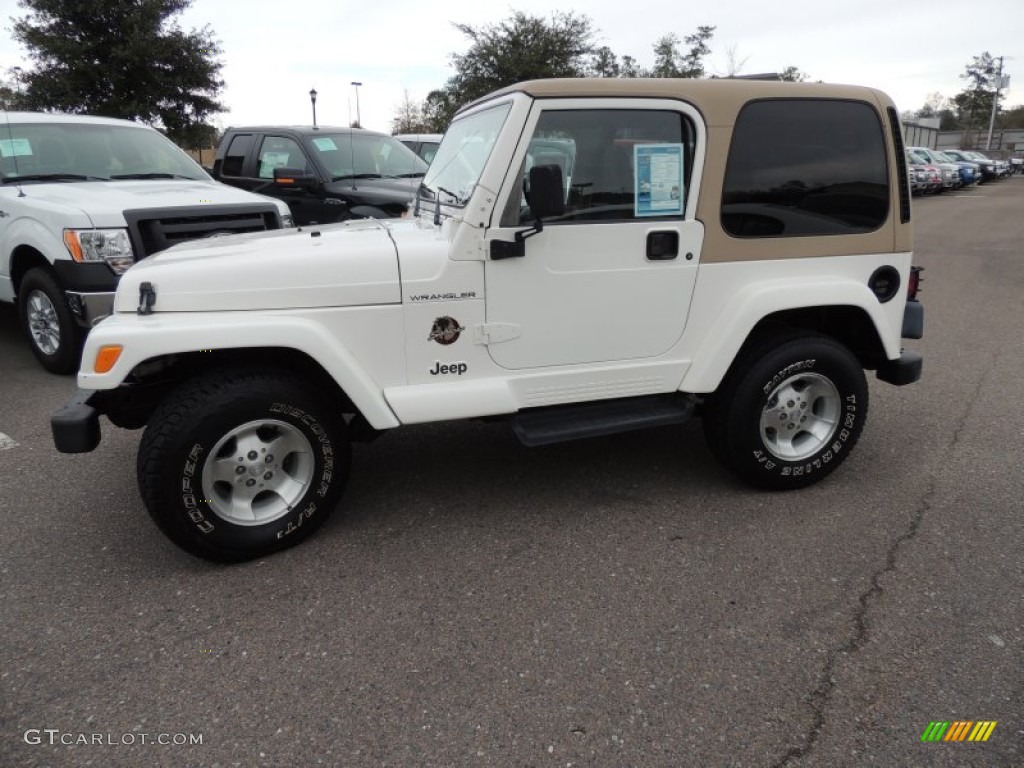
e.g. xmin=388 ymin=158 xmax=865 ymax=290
xmin=51 ymin=389 xmax=101 ymax=453
xmin=65 ymin=291 xmax=115 ymax=327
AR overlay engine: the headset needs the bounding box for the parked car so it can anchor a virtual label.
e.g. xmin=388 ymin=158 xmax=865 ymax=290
xmin=0 ymin=111 xmax=292 ymax=373
xmin=904 ymin=150 xmax=933 ymax=195
xmin=53 ymin=78 xmax=923 ymax=562
xmin=908 ymin=147 xmax=959 ymax=190
xmin=395 ymin=133 xmax=443 ymax=164
xmin=936 ymin=151 xmax=980 ymax=187
xmin=212 ymin=126 xmax=428 ymax=225
xmin=944 ymin=149 xmax=998 ymax=182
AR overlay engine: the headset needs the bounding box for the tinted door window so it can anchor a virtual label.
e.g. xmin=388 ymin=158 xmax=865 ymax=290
xmin=221 ymin=134 xmax=252 ymax=177
xmin=721 ymin=100 xmax=889 ymax=237
xmin=257 ymin=136 xmax=309 ymax=179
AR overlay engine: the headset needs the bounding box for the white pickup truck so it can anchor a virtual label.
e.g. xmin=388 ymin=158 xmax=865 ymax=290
xmin=0 ymin=111 xmax=291 ymax=372
xmin=52 ymin=79 xmax=924 ymax=562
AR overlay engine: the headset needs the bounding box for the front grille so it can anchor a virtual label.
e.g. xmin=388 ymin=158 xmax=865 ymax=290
xmin=123 ymin=205 xmax=282 ymax=260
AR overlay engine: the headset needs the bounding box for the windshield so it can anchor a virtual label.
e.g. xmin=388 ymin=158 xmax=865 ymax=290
xmin=421 ymin=102 xmax=512 ymax=206
xmin=308 ymin=133 xmax=427 ymax=180
xmin=0 ymin=121 xmax=207 ymax=182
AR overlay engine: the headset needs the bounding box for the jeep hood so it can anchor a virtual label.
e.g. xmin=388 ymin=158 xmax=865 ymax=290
xmin=113 ymin=219 xmax=400 ymax=312
xmin=18 ymin=179 xmax=287 ymax=225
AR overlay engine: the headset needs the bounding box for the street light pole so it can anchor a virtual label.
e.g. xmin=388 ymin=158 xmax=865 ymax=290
xmin=309 ymin=87 xmax=318 ymax=129
xmin=985 ymin=56 xmax=1005 ymax=151
xmin=351 ymin=81 xmax=362 ymax=128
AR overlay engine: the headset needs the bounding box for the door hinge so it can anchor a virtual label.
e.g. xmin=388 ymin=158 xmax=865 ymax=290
xmin=474 ymin=322 xmax=521 ymax=345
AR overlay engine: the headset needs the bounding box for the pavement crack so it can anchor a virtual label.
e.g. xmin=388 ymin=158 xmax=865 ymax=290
xmin=770 ymin=348 xmax=1000 ymax=767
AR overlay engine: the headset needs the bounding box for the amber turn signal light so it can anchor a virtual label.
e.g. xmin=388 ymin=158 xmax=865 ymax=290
xmin=95 ymin=345 xmax=123 ymax=373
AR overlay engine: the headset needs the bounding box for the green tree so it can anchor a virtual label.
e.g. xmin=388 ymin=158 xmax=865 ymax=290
xmin=10 ymin=0 xmax=224 ymax=144
xmin=952 ymin=52 xmax=1002 ymax=130
xmin=997 ymin=104 xmax=1024 ymax=129
xmin=401 ymin=11 xmax=717 ymax=131
xmin=589 ymin=46 xmax=620 ymax=78
xmin=619 ymin=55 xmax=643 ymax=79
xmin=444 ymin=11 xmax=597 ymax=119
xmin=650 ymin=26 xmax=715 ymax=78
xmin=779 ymin=66 xmax=808 ymax=82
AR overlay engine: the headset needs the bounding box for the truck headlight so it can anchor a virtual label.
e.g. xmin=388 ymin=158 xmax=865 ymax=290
xmin=63 ymin=229 xmax=135 ymax=275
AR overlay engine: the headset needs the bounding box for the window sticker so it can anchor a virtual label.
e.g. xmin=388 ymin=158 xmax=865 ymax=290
xmin=259 ymin=151 xmax=291 ymax=178
xmin=635 ymin=143 xmax=684 ymax=217
xmin=312 ymin=137 xmax=338 ymax=151
xmin=0 ymin=138 xmax=33 ymax=157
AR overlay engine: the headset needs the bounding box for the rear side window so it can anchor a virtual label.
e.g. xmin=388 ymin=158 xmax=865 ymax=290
xmin=221 ymin=133 xmax=252 ymax=177
xmin=721 ymin=100 xmax=889 ymax=238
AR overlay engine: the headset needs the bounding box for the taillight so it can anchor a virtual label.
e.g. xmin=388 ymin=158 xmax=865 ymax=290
xmin=908 ymin=266 xmax=923 ymax=300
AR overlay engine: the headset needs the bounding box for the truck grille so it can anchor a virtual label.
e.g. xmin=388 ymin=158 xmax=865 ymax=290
xmin=123 ymin=205 xmax=282 ymax=260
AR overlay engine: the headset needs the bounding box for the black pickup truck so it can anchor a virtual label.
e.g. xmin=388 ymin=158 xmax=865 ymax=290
xmin=211 ymin=126 xmax=427 ymax=225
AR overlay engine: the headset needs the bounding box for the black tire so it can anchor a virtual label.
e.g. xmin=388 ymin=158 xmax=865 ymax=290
xmin=17 ymin=268 xmax=82 ymax=374
xmin=702 ymin=333 xmax=868 ymax=490
xmin=137 ymin=369 xmax=351 ymax=562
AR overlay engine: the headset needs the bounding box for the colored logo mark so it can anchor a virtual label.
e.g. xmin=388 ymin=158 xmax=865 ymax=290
xmin=920 ymin=721 xmax=996 ymax=742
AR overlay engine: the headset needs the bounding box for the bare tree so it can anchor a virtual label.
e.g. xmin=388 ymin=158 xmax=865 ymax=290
xmin=391 ymin=89 xmax=430 ymax=134
xmin=722 ymin=44 xmax=749 ymax=77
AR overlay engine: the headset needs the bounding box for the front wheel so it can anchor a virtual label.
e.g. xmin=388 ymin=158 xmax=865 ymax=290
xmin=137 ymin=370 xmax=351 ymax=562
xmin=702 ymin=333 xmax=868 ymax=490
xmin=17 ymin=268 xmax=82 ymax=374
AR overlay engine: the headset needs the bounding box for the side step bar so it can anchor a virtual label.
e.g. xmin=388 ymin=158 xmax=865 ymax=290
xmin=511 ymin=394 xmax=696 ymax=447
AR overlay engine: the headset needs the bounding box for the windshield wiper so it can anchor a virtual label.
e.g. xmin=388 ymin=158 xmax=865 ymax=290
xmin=395 ymin=171 xmax=426 ymax=178
xmin=2 ymin=173 xmax=105 ymax=183
xmin=109 ymin=172 xmax=197 ymax=180
xmin=437 ymin=186 xmax=464 ymax=204
xmin=332 ymin=173 xmax=382 ymax=180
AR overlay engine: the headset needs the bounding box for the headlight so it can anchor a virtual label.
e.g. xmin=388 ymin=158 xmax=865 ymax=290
xmin=63 ymin=229 xmax=135 ymax=275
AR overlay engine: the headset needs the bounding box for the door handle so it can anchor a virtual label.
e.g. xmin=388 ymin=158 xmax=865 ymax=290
xmin=646 ymin=231 xmax=678 ymax=260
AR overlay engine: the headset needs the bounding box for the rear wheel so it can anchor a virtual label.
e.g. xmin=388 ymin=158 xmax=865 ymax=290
xmin=138 ymin=370 xmax=351 ymax=562
xmin=703 ymin=333 xmax=868 ymax=490
xmin=17 ymin=268 xmax=82 ymax=374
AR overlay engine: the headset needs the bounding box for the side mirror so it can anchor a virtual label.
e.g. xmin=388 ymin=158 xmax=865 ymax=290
xmin=490 ymin=164 xmax=566 ymax=260
xmin=273 ymin=167 xmax=318 ymax=189
xmin=526 ymin=164 xmax=565 ymax=219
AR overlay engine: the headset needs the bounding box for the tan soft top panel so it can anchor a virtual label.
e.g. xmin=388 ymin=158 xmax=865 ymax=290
xmin=467 ymin=78 xmax=906 ymax=262
xmin=466 ymin=78 xmax=896 ymax=126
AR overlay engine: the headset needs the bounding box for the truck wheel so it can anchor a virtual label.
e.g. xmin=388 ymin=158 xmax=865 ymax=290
xmin=137 ymin=370 xmax=351 ymax=562
xmin=702 ymin=333 xmax=868 ymax=490
xmin=17 ymin=268 xmax=82 ymax=374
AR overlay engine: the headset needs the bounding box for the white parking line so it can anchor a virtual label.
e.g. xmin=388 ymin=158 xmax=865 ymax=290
xmin=0 ymin=432 xmax=19 ymax=450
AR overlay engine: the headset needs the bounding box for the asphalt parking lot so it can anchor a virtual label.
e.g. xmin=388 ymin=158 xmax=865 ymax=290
xmin=2 ymin=178 xmax=1022 ymax=768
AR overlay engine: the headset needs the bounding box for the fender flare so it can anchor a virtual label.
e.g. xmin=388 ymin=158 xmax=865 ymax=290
xmin=679 ymin=277 xmax=897 ymax=393
xmin=78 ymin=312 xmax=401 ymax=430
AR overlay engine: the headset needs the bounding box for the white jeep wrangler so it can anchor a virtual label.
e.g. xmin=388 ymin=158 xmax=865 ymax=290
xmin=52 ymin=79 xmax=924 ymax=562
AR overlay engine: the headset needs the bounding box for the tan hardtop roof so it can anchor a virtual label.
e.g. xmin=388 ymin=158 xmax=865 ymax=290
xmin=463 ymin=78 xmax=893 ymax=125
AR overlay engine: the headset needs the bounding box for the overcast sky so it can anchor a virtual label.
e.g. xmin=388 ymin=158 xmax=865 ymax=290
xmin=1 ymin=0 xmax=1022 ymax=134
